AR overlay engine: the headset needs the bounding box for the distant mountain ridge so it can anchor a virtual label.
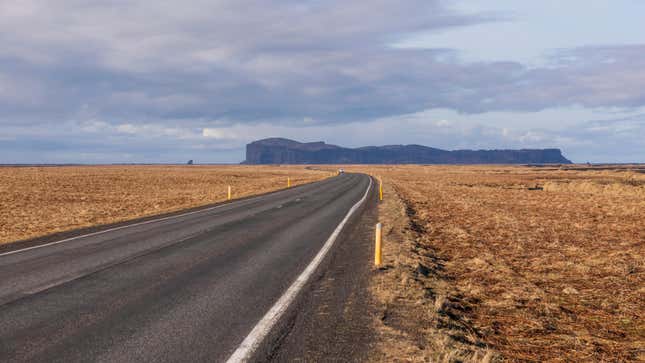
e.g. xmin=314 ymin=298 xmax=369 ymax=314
xmin=243 ymin=138 xmax=572 ymax=164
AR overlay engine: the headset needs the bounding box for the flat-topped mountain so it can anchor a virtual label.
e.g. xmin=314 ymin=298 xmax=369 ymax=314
xmin=243 ymin=138 xmax=572 ymax=164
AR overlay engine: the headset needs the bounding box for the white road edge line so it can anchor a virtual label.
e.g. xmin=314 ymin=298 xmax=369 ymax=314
xmin=0 ymin=179 xmax=328 ymax=258
xmin=226 ymin=176 xmax=373 ymax=363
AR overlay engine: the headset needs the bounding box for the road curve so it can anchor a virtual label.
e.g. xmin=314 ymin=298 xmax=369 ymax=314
xmin=0 ymin=173 xmax=372 ymax=362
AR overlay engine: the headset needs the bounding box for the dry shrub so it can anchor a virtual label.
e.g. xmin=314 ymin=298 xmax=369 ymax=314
xmin=543 ymin=179 xmax=645 ymax=197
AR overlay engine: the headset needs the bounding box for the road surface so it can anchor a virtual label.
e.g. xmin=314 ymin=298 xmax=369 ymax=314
xmin=0 ymin=173 xmax=373 ymax=362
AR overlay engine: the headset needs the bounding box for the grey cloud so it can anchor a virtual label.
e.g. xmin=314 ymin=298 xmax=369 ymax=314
xmin=3 ymin=1 xmax=645 ymax=125
xmin=2 ymin=1 xmax=645 ymax=163
xmin=0 ymin=0 xmax=506 ymax=127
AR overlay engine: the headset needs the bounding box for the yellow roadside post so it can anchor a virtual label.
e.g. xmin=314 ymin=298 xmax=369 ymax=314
xmin=287 ymin=177 xmax=291 ymax=187
xmin=227 ymin=185 xmax=232 ymax=201
xmin=379 ymin=178 xmax=383 ymax=201
xmin=375 ymin=223 xmax=382 ymax=266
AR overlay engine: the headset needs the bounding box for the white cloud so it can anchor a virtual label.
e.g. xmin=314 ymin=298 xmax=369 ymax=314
xmin=202 ymin=128 xmax=240 ymax=140
xmin=79 ymin=120 xmax=111 ymax=133
xmin=434 ymin=119 xmax=452 ymax=127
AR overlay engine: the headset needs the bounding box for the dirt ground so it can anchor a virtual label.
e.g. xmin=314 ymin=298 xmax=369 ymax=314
xmin=0 ymin=165 xmax=330 ymax=244
xmin=345 ymin=165 xmax=644 ymax=362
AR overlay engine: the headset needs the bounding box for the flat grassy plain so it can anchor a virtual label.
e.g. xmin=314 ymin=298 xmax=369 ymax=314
xmin=347 ymin=165 xmax=644 ymax=362
xmin=0 ymin=165 xmax=330 ymax=245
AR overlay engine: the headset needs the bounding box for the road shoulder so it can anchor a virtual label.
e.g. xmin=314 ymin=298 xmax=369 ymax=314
xmin=367 ymin=180 xmax=495 ymax=362
xmin=255 ymin=177 xmax=379 ymax=362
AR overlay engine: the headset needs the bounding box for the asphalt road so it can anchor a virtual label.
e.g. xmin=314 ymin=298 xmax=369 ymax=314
xmin=0 ymin=173 xmax=373 ymax=362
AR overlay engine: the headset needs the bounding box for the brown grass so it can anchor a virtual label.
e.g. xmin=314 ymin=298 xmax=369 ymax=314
xmin=0 ymin=165 xmax=330 ymax=245
xmin=345 ymin=165 xmax=644 ymax=362
xmin=367 ymin=177 xmax=496 ymax=362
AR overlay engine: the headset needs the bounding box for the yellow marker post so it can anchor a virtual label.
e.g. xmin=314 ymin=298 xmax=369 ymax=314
xmin=375 ymin=223 xmax=382 ymax=266
xmin=227 ymin=185 xmax=232 ymax=201
xmin=287 ymin=177 xmax=291 ymax=188
xmin=379 ymin=179 xmax=383 ymax=201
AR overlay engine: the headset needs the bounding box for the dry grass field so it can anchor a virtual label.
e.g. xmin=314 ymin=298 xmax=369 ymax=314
xmin=0 ymin=165 xmax=330 ymax=245
xmin=346 ymin=165 xmax=644 ymax=362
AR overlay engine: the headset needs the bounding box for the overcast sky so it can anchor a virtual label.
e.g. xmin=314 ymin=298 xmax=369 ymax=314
xmin=1 ymin=0 xmax=644 ymax=163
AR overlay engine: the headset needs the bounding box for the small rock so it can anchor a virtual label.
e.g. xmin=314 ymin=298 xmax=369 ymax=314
xmin=562 ymin=287 xmax=579 ymax=295
xmin=417 ymin=263 xmax=430 ymax=277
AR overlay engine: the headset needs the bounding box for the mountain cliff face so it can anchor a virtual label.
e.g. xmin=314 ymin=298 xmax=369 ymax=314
xmin=243 ymin=138 xmax=572 ymax=164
